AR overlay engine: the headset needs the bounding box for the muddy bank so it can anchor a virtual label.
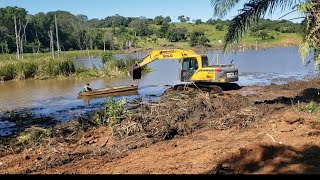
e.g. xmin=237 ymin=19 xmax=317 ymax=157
xmin=0 ymin=78 xmax=320 ymax=174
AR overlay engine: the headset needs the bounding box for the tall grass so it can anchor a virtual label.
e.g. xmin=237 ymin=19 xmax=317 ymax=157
xmin=72 ymin=56 xmax=139 ymax=79
xmin=0 ymin=50 xmax=148 ymax=81
xmin=0 ymin=50 xmax=107 ymax=62
xmin=0 ymin=57 xmax=75 ymax=80
xmin=100 ymin=51 xmax=140 ymax=78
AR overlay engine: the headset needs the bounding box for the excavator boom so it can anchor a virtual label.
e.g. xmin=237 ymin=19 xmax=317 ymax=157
xmin=131 ymin=49 xmax=199 ymax=80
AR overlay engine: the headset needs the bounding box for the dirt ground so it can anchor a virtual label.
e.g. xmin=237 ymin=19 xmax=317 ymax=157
xmin=0 ymin=78 xmax=320 ymax=174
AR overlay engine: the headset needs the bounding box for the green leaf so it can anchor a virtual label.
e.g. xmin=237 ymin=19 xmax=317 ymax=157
xmin=299 ymin=42 xmax=310 ymax=63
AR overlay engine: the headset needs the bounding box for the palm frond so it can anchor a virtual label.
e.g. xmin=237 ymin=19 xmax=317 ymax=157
xmin=223 ymin=0 xmax=299 ymax=52
xmin=211 ymin=0 xmax=242 ymax=18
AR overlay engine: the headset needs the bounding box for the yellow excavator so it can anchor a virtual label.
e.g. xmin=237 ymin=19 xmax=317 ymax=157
xmin=130 ymin=49 xmax=239 ymax=92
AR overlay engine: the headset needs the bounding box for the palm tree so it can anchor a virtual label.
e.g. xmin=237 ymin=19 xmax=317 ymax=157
xmin=211 ymin=0 xmax=320 ymax=64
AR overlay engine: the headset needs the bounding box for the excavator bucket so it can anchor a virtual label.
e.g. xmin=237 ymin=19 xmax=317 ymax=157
xmin=130 ymin=66 xmax=142 ymax=80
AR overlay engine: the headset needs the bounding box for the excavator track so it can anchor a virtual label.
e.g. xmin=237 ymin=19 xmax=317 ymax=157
xmin=171 ymin=82 xmax=241 ymax=94
xmin=172 ymin=83 xmax=221 ymax=94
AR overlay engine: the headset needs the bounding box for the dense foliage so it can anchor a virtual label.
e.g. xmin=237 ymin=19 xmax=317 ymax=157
xmin=0 ymin=6 xmax=303 ymax=55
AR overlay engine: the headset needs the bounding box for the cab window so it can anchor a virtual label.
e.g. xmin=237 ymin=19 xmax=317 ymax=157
xmin=201 ymin=56 xmax=209 ymax=67
xmin=192 ymin=58 xmax=198 ymax=70
xmin=182 ymin=59 xmax=190 ymax=71
xmin=183 ymin=57 xmax=198 ymax=70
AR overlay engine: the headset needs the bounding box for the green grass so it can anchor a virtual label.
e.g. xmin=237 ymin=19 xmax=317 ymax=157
xmin=298 ymin=101 xmax=319 ymax=114
xmin=17 ymin=126 xmax=52 ymax=145
xmin=131 ymin=23 xmax=303 ymax=50
xmin=173 ymin=23 xmax=302 ymax=49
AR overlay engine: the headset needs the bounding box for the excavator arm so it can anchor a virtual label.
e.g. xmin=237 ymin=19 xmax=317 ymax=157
xmin=130 ymin=49 xmax=199 ymax=80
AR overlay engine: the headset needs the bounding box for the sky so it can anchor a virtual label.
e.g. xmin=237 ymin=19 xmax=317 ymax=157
xmin=0 ymin=0 xmax=303 ymax=22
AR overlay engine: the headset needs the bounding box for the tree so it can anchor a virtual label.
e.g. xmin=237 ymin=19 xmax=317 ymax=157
xmin=211 ymin=0 xmax=320 ymax=64
xmin=157 ymin=23 xmax=170 ymax=38
xmin=167 ymin=26 xmax=188 ymax=42
xmin=0 ymin=6 xmax=27 ymax=56
xmin=206 ymin=18 xmax=217 ymax=25
xmin=103 ymin=15 xmax=126 ymax=27
xmin=257 ymin=30 xmax=275 ymax=40
xmin=102 ymin=30 xmax=115 ymax=51
xmin=165 ymin=16 xmax=172 ymax=23
xmin=86 ymin=28 xmax=98 ymax=50
xmin=129 ymin=19 xmax=150 ymax=37
xmin=32 ymin=12 xmax=52 ymax=51
xmin=178 ymin=15 xmax=190 ymax=23
xmin=194 ymin=19 xmax=202 ymax=25
xmin=76 ymin=14 xmax=88 ymax=21
xmin=154 ymin=16 xmax=166 ymax=25
xmin=189 ymin=30 xmax=210 ymax=47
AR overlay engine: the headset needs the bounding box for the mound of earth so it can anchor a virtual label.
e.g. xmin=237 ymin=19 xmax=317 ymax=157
xmin=0 ymin=78 xmax=319 ymax=174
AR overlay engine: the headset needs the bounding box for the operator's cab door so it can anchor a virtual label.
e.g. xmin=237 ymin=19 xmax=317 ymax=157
xmin=180 ymin=57 xmax=198 ymax=82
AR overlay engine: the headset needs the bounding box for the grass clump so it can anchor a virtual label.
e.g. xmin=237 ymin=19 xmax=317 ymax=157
xmin=17 ymin=126 xmax=52 ymax=145
xmin=298 ymin=101 xmax=319 ymax=114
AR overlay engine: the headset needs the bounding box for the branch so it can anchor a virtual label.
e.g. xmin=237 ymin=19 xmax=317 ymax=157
xmin=223 ymin=0 xmax=299 ymax=52
xmin=277 ymin=9 xmax=298 ymax=20
xmin=211 ymin=0 xmax=242 ymax=18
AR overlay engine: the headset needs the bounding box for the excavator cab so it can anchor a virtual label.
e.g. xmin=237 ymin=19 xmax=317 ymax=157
xmin=180 ymin=57 xmax=199 ymax=81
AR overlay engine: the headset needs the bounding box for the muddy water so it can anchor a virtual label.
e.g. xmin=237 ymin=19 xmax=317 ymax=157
xmin=0 ymin=46 xmax=319 ymax=136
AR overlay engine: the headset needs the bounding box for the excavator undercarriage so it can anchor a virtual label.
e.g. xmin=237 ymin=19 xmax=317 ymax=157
xmin=172 ymin=82 xmax=241 ymax=94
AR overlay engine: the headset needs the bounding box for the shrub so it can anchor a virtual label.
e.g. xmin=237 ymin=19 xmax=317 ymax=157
xmin=91 ymin=98 xmax=128 ymax=126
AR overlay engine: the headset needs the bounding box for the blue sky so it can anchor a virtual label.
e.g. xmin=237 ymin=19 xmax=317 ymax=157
xmin=0 ymin=0 xmax=302 ymax=22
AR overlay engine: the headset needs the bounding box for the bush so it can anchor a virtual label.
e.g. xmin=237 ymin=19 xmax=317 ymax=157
xmin=91 ymin=98 xmax=128 ymax=126
xmin=189 ymin=30 xmax=210 ymax=47
xmin=215 ymin=24 xmax=224 ymax=31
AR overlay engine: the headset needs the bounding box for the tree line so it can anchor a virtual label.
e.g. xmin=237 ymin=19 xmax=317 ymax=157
xmin=0 ymin=6 xmax=303 ymax=56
